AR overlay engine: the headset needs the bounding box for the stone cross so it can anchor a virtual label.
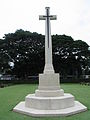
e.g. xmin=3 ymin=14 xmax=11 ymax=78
xmin=13 ymin=7 xmax=87 ymax=117
xmin=39 ymin=7 xmax=57 ymax=74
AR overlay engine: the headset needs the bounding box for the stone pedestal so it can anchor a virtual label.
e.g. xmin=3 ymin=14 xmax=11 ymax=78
xmin=35 ymin=73 xmax=64 ymax=97
xmin=13 ymin=73 xmax=87 ymax=117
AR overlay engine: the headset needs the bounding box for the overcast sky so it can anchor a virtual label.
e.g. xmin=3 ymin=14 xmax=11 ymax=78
xmin=0 ymin=0 xmax=90 ymax=46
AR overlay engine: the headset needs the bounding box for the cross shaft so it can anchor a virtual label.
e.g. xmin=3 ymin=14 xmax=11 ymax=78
xmin=39 ymin=7 xmax=57 ymax=73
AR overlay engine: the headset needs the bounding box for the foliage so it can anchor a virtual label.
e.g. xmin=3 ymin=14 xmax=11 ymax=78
xmin=0 ymin=29 xmax=45 ymax=77
xmin=0 ymin=29 xmax=90 ymax=78
xmin=52 ymin=35 xmax=90 ymax=77
xmin=0 ymin=84 xmax=90 ymax=120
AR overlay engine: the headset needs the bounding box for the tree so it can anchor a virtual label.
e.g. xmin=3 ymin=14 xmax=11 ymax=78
xmin=1 ymin=29 xmax=45 ymax=77
xmin=0 ymin=30 xmax=89 ymax=80
xmin=52 ymin=35 xmax=89 ymax=78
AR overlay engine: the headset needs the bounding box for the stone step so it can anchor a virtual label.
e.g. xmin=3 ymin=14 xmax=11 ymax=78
xmin=25 ymin=93 xmax=74 ymax=110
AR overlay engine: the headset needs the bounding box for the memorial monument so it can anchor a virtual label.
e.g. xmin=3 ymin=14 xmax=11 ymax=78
xmin=13 ymin=7 xmax=87 ymax=117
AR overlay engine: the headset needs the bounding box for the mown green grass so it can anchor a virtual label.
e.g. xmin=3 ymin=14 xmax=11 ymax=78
xmin=0 ymin=84 xmax=90 ymax=120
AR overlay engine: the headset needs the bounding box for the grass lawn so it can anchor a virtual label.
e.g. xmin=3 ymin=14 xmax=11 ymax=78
xmin=0 ymin=83 xmax=90 ymax=120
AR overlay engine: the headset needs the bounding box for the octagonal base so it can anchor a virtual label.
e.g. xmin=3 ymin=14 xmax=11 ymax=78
xmin=13 ymin=101 xmax=87 ymax=117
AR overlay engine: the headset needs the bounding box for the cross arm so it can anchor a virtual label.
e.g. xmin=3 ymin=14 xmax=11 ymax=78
xmin=39 ymin=15 xmax=46 ymax=20
xmin=39 ymin=15 xmax=57 ymax=20
xmin=50 ymin=15 xmax=57 ymax=20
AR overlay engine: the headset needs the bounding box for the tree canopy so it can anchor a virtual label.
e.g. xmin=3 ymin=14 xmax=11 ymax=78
xmin=0 ymin=29 xmax=90 ymax=78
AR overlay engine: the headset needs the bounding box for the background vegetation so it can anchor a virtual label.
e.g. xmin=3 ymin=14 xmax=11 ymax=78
xmin=0 ymin=29 xmax=90 ymax=81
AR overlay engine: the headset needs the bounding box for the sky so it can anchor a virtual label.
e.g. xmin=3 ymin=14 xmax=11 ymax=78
xmin=0 ymin=0 xmax=90 ymax=46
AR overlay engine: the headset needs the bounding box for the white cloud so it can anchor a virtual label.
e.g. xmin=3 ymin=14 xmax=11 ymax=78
xmin=0 ymin=0 xmax=90 ymax=45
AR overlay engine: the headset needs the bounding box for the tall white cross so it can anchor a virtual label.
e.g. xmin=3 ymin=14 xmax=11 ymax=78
xmin=39 ymin=7 xmax=57 ymax=74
